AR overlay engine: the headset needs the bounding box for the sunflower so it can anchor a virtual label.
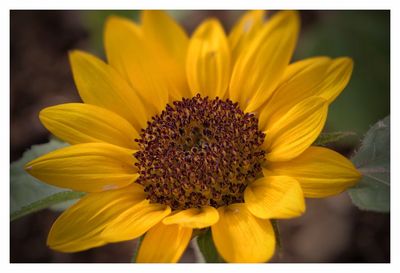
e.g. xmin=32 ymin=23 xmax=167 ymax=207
xmin=25 ymin=10 xmax=361 ymax=263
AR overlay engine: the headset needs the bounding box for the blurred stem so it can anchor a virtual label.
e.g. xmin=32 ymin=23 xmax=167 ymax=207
xmin=196 ymin=228 xmax=224 ymax=263
xmin=271 ymin=219 xmax=282 ymax=251
xmin=131 ymin=235 xmax=144 ymax=263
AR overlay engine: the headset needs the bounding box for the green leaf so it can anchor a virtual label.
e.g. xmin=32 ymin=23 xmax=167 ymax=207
xmin=11 ymin=191 xmax=84 ymax=221
xmin=314 ymin=131 xmax=356 ymax=146
xmin=196 ymin=228 xmax=224 ymax=263
xmin=348 ymin=115 xmax=390 ymax=212
xmin=10 ymin=139 xmax=84 ymax=221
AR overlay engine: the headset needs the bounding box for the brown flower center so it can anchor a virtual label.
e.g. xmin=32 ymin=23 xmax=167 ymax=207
xmin=134 ymin=94 xmax=265 ymax=210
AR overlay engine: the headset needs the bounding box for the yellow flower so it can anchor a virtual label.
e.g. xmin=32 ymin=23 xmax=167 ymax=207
xmin=25 ymin=10 xmax=361 ymax=263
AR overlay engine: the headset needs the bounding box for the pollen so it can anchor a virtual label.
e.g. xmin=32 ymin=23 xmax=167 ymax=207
xmin=134 ymin=94 xmax=265 ymax=210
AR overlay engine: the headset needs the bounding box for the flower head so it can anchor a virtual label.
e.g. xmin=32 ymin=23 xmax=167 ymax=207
xmin=25 ymin=10 xmax=361 ymax=263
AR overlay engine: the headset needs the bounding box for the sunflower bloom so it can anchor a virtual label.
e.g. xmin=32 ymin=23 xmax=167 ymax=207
xmin=25 ymin=10 xmax=361 ymax=263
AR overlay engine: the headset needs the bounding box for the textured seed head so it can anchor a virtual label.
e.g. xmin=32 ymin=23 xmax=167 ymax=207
xmin=134 ymin=94 xmax=265 ymax=210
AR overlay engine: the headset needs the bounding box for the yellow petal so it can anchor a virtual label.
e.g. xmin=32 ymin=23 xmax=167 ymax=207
xmin=141 ymin=10 xmax=188 ymax=66
xmin=47 ymin=184 xmax=145 ymax=252
xmin=40 ymin=103 xmax=139 ymax=149
xmin=141 ymin=10 xmax=191 ymax=99
xmin=69 ymin=50 xmax=148 ymax=130
xmin=266 ymin=146 xmax=361 ymax=197
xmin=229 ymin=10 xmax=266 ymax=64
xmin=104 ymin=16 xmax=169 ymax=117
xmin=186 ymin=19 xmax=231 ymax=98
xmin=258 ymin=57 xmax=353 ymax=130
xmin=258 ymin=57 xmax=330 ymax=130
xmin=162 ymin=206 xmax=219 ymax=228
xmin=211 ymin=203 xmax=275 ymax=263
xmin=25 ymin=143 xmax=138 ymax=192
xmin=244 ymin=176 xmax=305 ymax=219
xmin=229 ymin=11 xmax=300 ymax=112
xmin=101 ymin=200 xmax=171 ymax=242
xmin=137 ymin=222 xmax=192 ymax=263
xmin=322 ymin=57 xmax=354 ymax=102
xmin=264 ymin=97 xmax=328 ymax=162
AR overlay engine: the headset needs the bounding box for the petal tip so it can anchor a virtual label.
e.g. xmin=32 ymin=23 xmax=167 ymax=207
xmin=198 ymin=17 xmax=224 ymax=34
xmin=68 ymin=49 xmax=86 ymax=61
xmin=286 ymin=10 xmax=301 ymax=21
xmin=68 ymin=50 xmax=95 ymax=69
xmin=105 ymin=15 xmax=138 ymax=30
xmin=24 ymin=163 xmax=33 ymax=172
xmin=38 ymin=106 xmax=58 ymax=124
xmin=105 ymin=14 xmax=123 ymax=25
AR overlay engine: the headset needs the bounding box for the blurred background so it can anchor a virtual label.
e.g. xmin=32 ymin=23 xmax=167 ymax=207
xmin=10 ymin=10 xmax=390 ymax=262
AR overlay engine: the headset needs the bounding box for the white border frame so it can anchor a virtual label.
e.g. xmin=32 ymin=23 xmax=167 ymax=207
xmin=3 ymin=1 xmax=398 ymax=273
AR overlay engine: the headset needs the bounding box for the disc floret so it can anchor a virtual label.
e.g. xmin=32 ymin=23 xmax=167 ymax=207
xmin=134 ymin=94 xmax=265 ymax=210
